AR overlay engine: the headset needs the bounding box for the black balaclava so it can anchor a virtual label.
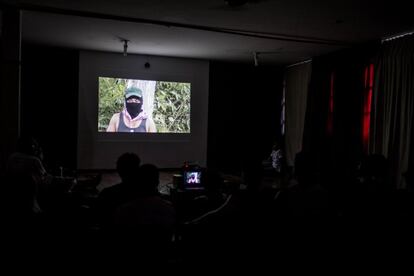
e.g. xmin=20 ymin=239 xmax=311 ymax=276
xmin=125 ymin=96 xmax=142 ymax=119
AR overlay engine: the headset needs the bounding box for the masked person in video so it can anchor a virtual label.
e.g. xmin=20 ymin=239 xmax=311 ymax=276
xmin=106 ymin=87 xmax=157 ymax=133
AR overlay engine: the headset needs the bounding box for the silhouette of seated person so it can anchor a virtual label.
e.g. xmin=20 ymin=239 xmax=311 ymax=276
xmin=5 ymin=136 xmax=53 ymax=224
xmin=404 ymin=170 xmax=414 ymax=192
xmin=346 ymin=154 xmax=391 ymax=218
xmin=399 ymin=170 xmax=414 ymax=217
xmin=280 ymin=151 xmax=329 ymax=218
xmin=263 ymin=141 xmax=285 ymax=176
xmin=97 ymin=152 xmax=142 ymax=225
xmin=242 ymin=155 xmax=264 ymax=194
xmin=110 ymin=164 xmax=176 ymax=252
xmin=358 ymin=154 xmax=389 ymax=191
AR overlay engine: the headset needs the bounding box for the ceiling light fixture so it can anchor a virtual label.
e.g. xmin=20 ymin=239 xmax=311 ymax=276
xmin=121 ymin=39 xmax=129 ymax=56
xmin=253 ymin=51 xmax=259 ymax=66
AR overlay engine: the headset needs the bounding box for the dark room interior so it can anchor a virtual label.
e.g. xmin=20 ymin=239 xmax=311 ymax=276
xmin=1 ymin=0 xmax=414 ymax=269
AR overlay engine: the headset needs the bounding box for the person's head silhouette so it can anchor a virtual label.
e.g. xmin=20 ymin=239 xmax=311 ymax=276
xmin=116 ymin=152 xmax=141 ymax=183
xmin=17 ymin=135 xmax=43 ymax=160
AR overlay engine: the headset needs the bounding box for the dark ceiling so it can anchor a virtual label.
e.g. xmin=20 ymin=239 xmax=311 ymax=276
xmin=3 ymin=0 xmax=414 ymax=65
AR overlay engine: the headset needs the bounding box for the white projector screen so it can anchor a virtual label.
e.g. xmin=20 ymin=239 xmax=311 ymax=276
xmin=78 ymin=51 xmax=209 ymax=169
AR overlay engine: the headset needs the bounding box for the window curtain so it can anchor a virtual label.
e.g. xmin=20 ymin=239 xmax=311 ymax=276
xmin=284 ymin=62 xmax=312 ymax=167
xmin=370 ymin=35 xmax=414 ymax=188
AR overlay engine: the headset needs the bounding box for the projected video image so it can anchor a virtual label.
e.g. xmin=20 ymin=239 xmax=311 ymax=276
xmin=185 ymin=171 xmax=201 ymax=184
xmin=98 ymin=77 xmax=191 ymax=133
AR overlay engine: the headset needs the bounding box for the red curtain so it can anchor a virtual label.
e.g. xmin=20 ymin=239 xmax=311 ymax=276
xmin=362 ymin=64 xmax=374 ymax=153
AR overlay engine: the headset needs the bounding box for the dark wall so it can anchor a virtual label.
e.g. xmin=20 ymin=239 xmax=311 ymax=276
xmin=208 ymin=61 xmax=284 ymax=173
xmin=20 ymin=46 xmax=283 ymax=173
xmin=21 ymin=43 xmax=79 ymax=173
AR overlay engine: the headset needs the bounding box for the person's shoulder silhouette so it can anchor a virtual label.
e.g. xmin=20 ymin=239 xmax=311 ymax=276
xmin=98 ymin=152 xmax=141 ymax=220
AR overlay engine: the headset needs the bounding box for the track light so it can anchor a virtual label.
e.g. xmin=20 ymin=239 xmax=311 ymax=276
xmin=122 ymin=39 xmax=129 ymax=56
xmin=253 ymin=51 xmax=259 ymax=67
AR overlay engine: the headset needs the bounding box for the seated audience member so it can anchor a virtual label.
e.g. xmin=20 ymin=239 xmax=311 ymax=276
xmin=262 ymin=141 xmax=286 ymax=186
xmin=97 ymin=152 xmax=141 ymax=223
xmin=404 ymin=170 xmax=414 ymax=192
xmin=111 ymin=164 xmax=176 ymax=245
xmin=358 ymin=154 xmax=389 ymax=191
xmin=270 ymin=141 xmax=284 ymax=174
xmin=281 ymin=151 xmax=329 ymax=217
xmin=242 ymin=156 xmax=264 ymax=194
xmin=5 ymin=136 xmax=53 ymax=221
xmin=345 ymin=154 xmax=390 ymax=218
